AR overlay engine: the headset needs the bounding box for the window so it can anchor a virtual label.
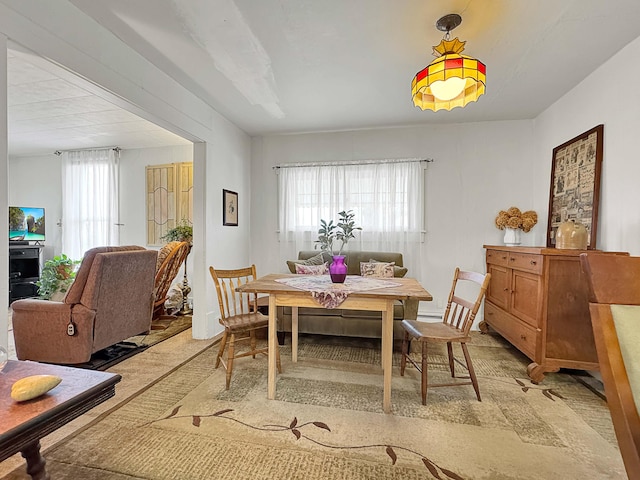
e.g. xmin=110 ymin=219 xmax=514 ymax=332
xmin=277 ymin=160 xmax=425 ymax=273
xmin=62 ymin=148 xmax=120 ymax=260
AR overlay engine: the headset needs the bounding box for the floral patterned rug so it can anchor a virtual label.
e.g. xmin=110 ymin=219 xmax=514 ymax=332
xmin=4 ymin=332 xmax=624 ymax=480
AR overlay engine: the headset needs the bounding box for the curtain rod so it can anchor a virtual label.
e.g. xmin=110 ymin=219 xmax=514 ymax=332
xmin=54 ymin=147 xmax=121 ymax=156
xmin=273 ymin=157 xmax=433 ymax=169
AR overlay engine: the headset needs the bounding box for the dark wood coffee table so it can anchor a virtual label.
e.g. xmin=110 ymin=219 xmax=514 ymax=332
xmin=0 ymin=360 xmax=121 ymax=480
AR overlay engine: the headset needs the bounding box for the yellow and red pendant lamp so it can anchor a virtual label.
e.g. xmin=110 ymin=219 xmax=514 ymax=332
xmin=412 ymin=14 xmax=486 ymax=112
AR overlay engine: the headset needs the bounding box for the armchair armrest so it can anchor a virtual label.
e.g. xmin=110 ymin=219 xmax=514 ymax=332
xmin=12 ymin=299 xmax=96 ymax=364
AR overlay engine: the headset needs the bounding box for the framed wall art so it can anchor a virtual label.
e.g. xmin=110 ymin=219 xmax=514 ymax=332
xmin=546 ymin=124 xmax=604 ymax=249
xmin=223 ymin=189 xmax=238 ymax=226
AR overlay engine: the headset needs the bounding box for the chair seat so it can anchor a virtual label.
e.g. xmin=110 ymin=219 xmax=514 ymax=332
xmin=401 ymin=319 xmax=470 ymax=343
xmin=220 ymin=312 xmax=269 ymax=332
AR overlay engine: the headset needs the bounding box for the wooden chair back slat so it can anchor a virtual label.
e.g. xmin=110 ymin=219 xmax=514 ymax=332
xmin=209 ymin=265 xmax=258 ymax=320
xmin=442 ymin=268 xmax=491 ymax=335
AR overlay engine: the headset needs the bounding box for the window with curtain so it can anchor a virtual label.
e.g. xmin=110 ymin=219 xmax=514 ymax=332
xmin=277 ymin=160 xmax=425 ymax=275
xmin=62 ymin=148 xmax=120 ymax=260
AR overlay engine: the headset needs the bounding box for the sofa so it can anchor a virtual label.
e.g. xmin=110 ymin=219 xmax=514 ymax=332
xmin=278 ymin=250 xmax=418 ymax=343
xmin=12 ymin=245 xmax=158 ymax=364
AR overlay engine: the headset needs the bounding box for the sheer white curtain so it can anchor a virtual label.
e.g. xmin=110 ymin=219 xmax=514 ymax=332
xmin=62 ymin=148 xmax=120 ymax=260
xmin=278 ymin=160 xmax=425 ymax=275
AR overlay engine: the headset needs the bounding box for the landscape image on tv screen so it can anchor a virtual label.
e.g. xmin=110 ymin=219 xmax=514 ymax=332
xmin=9 ymin=207 xmax=45 ymax=242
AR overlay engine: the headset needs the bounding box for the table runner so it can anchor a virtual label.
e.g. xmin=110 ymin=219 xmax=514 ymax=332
xmin=275 ymin=275 xmax=401 ymax=308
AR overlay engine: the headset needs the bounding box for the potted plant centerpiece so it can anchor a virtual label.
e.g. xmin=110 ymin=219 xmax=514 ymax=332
xmin=315 ymin=210 xmax=361 ymax=283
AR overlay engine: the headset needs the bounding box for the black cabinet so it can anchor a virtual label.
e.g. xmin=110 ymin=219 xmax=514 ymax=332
xmin=9 ymin=245 xmax=42 ymax=304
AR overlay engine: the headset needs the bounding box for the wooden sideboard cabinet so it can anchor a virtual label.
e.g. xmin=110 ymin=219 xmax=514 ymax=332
xmin=480 ymin=245 xmax=628 ymax=383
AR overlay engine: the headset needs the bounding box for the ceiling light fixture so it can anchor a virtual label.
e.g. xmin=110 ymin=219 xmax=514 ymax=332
xmin=411 ymin=14 xmax=486 ymax=112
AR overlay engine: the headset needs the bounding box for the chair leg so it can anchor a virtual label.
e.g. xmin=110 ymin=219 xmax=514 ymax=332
xmin=421 ymin=341 xmax=428 ymax=405
xmin=447 ymin=342 xmax=455 ymax=378
xmin=461 ymin=342 xmax=481 ymax=402
xmin=400 ymin=331 xmax=409 ymax=376
xmin=276 ymin=344 xmax=282 ymax=374
xmin=225 ymin=334 xmax=236 ymax=390
xmin=216 ymin=330 xmax=228 ymax=369
xmin=249 ymin=330 xmax=257 ymax=358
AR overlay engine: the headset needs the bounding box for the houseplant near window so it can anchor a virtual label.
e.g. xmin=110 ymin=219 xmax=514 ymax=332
xmin=36 ymin=254 xmax=80 ymax=301
xmin=160 ymin=220 xmax=193 ymax=244
xmin=315 ymin=210 xmax=362 ymax=283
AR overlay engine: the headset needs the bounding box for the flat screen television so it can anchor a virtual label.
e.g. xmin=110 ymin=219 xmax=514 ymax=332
xmin=9 ymin=206 xmax=45 ymax=242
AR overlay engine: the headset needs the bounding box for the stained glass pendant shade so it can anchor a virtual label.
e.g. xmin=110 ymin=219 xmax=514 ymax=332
xmin=412 ymin=14 xmax=486 ymax=112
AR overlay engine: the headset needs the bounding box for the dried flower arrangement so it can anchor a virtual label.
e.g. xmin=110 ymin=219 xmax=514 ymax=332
xmin=495 ymin=207 xmax=538 ymax=232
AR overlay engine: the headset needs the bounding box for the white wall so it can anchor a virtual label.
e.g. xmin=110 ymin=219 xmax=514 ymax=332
xmin=251 ymin=120 xmax=536 ymax=315
xmin=8 ymin=153 xmax=62 ymax=262
xmin=1 ymin=1 xmax=253 ymax=343
xmin=533 ymin=35 xmax=640 ymax=256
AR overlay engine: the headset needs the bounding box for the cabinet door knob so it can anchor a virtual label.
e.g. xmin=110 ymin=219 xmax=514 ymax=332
xmin=530 ymin=260 xmax=537 ymax=265
xmin=510 ymin=257 xmax=516 ymax=261
xmin=502 ymin=256 xmax=507 ymax=260
xmin=520 ymin=334 xmax=527 ymax=340
xmin=503 ymin=288 xmax=509 ymax=291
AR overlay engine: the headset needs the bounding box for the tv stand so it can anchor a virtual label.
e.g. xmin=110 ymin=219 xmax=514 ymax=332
xmin=9 ymin=244 xmax=43 ymax=304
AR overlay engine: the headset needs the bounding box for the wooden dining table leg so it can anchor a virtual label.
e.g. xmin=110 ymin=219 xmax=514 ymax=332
xmin=268 ymin=294 xmax=277 ymax=400
xmin=382 ymin=300 xmax=394 ymax=414
xmin=21 ymin=440 xmax=50 ymax=480
xmin=292 ymin=306 xmax=299 ymax=363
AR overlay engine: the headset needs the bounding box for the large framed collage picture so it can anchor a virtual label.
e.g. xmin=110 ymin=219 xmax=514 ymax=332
xmin=546 ymin=124 xmax=604 ymax=249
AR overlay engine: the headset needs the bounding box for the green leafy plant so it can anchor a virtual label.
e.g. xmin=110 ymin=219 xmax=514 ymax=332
xmin=315 ymin=219 xmax=337 ymax=253
xmin=315 ymin=210 xmax=362 ymax=255
xmin=160 ymin=219 xmax=193 ymax=244
xmin=36 ymin=254 xmax=80 ymax=300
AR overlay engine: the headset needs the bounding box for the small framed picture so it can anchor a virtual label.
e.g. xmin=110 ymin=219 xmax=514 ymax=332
xmin=223 ymin=189 xmax=238 ymax=226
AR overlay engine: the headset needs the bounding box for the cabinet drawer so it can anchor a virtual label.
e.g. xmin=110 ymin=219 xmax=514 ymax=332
xmin=484 ymin=302 xmax=538 ymax=359
xmin=507 ymin=252 xmax=542 ymax=274
xmin=486 ymin=249 xmax=509 ymax=267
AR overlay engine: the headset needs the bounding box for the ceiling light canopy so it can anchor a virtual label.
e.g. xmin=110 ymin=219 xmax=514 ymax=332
xmin=412 ymin=14 xmax=486 ymax=112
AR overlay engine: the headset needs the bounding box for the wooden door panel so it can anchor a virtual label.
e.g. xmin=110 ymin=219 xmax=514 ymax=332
xmin=511 ymin=270 xmax=541 ymax=327
xmin=487 ymin=264 xmax=510 ymax=310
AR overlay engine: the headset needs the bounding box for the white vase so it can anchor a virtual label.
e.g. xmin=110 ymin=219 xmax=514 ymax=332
xmin=503 ymin=227 xmax=521 ymax=246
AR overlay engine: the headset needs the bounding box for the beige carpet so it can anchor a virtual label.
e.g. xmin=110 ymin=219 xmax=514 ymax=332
xmin=4 ymin=332 xmax=625 ymax=480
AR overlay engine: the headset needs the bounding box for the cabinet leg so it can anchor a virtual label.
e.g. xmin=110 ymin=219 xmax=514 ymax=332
xmin=527 ymin=362 xmax=560 ymax=384
xmin=478 ymin=320 xmax=489 ymax=334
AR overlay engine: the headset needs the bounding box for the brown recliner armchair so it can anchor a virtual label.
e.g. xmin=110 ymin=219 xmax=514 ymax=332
xmin=12 ymin=245 xmax=158 ymax=364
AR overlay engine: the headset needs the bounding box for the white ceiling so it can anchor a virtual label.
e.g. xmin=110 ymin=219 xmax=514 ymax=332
xmin=8 ymin=0 xmax=640 ymax=155
xmin=7 ymin=46 xmax=192 ymax=157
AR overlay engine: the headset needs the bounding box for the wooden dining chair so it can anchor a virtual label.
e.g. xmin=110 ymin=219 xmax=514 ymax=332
xmin=580 ymin=253 xmax=640 ymax=480
xmin=400 ymin=268 xmax=491 ymax=404
xmin=209 ymin=264 xmax=281 ymax=390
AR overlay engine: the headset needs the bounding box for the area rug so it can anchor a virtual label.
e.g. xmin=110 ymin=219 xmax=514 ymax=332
xmin=4 ymin=332 xmax=625 ymax=480
xmin=68 ymin=315 xmax=192 ymax=371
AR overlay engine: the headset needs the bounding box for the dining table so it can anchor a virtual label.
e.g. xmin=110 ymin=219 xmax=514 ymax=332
xmin=237 ymin=273 xmax=432 ymax=413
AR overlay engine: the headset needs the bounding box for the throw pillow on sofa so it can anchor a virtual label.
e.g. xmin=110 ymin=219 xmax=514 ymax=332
xmin=286 ymin=252 xmax=326 ymax=273
xmin=295 ymin=263 xmax=329 ymax=275
xmin=360 ymin=261 xmax=395 ymax=278
xmin=369 ymin=258 xmax=408 ymax=278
